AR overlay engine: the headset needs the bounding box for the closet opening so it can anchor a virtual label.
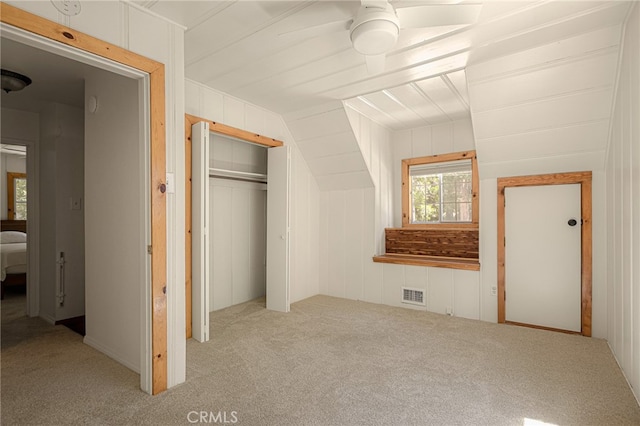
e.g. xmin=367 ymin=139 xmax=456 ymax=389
xmin=185 ymin=115 xmax=287 ymax=342
xmin=209 ymin=133 xmax=268 ymax=312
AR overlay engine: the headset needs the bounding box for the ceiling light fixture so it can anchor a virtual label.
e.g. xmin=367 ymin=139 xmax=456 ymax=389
xmin=350 ymin=5 xmax=400 ymax=56
xmin=1 ymin=69 xmax=32 ymax=94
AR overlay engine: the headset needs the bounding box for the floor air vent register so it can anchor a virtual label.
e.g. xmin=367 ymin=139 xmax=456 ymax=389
xmin=402 ymin=287 xmax=425 ymax=306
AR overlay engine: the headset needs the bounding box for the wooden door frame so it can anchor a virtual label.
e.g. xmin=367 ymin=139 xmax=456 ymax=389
xmin=497 ymin=171 xmax=592 ymax=336
xmin=1 ymin=3 xmax=168 ymax=393
xmin=184 ymin=113 xmax=283 ymax=338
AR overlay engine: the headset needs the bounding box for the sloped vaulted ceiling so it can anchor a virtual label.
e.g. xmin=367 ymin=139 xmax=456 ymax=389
xmin=285 ymin=101 xmax=373 ymax=190
xmin=466 ymin=1 xmax=631 ymax=178
xmin=135 ymin=0 xmax=633 ymax=183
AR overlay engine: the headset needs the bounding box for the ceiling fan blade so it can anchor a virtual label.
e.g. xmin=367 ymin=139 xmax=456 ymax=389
xmin=365 ymin=54 xmax=386 ymax=74
xmin=361 ymin=0 xmax=389 ymax=9
xmin=396 ymin=4 xmax=482 ymax=28
xmin=278 ymin=18 xmax=352 ymax=41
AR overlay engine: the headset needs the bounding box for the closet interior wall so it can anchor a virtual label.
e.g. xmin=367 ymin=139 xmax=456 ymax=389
xmin=209 ymin=133 xmax=267 ymax=311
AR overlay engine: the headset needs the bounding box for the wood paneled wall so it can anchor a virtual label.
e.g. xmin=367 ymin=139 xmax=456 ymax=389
xmin=384 ymin=228 xmax=479 ymax=259
xmin=606 ymin=2 xmax=640 ymax=406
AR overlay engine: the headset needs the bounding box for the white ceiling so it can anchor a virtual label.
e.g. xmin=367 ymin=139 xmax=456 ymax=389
xmin=0 ymin=37 xmax=88 ymax=113
xmin=135 ymin=0 xmax=631 ymax=131
xmin=0 ymin=0 xmax=631 ymax=138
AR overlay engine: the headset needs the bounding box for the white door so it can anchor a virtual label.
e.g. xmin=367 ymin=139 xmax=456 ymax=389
xmin=266 ymin=146 xmax=290 ymax=312
xmin=505 ymin=184 xmax=582 ymax=332
xmin=191 ymin=122 xmax=210 ymax=342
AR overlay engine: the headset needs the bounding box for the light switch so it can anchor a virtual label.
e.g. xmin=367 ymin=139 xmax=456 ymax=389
xmin=166 ymin=172 xmax=175 ymax=194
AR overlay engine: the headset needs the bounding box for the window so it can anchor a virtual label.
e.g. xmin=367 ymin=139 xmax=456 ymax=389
xmin=374 ymin=150 xmax=480 ymax=270
xmin=7 ymin=172 xmax=27 ymax=220
xmin=409 ymin=159 xmax=472 ymax=223
xmin=402 ymin=151 xmax=478 ymax=227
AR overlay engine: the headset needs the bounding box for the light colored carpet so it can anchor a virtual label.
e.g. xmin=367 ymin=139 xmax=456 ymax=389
xmin=2 ymin=293 xmax=639 ymax=425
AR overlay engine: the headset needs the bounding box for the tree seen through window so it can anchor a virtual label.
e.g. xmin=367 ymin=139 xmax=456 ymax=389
xmin=410 ymin=169 xmax=472 ymax=224
xmin=14 ymin=177 xmax=27 ymax=220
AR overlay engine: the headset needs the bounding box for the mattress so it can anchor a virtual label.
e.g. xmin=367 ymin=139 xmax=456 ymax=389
xmin=1 ymin=242 xmax=27 ymax=281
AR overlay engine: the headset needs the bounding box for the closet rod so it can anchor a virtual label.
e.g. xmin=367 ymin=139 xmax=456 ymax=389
xmin=209 ymin=173 xmax=267 ymax=184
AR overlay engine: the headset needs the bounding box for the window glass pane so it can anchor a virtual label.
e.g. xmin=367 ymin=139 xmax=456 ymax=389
xmin=13 ymin=177 xmax=27 ymax=220
xmin=442 ymin=202 xmax=458 ymax=221
xmin=15 ymin=203 xmax=27 ymax=220
xmin=458 ymin=202 xmax=472 ymax=222
xmin=15 ymin=178 xmax=27 ymax=202
xmin=411 ymin=175 xmax=440 ymax=223
xmin=409 ymin=161 xmax=472 ymax=224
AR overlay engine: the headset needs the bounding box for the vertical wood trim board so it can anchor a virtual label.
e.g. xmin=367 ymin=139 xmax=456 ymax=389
xmin=184 ymin=114 xmax=199 ymax=339
xmin=496 ymin=171 xmax=593 ymax=336
xmin=580 ymin=178 xmax=593 ymax=337
xmin=471 ymin=154 xmax=479 ymax=224
xmin=401 ymin=159 xmax=410 ymax=227
xmin=0 ymin=2 xmax=168 ymax=394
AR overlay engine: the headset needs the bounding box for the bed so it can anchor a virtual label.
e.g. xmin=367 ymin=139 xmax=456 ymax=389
xmin=1 ymin=220 xmax=27 ymax=299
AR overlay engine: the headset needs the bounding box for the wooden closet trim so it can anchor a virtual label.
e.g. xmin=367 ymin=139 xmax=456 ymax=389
xmin=1 ymin=2 xmax=168 ymax=394
xmin=185 ymin=114 xmax=284 ymax=148
xmin=497 ymin=171 xmax=592 ymax=336
xmin=184 ymin=114 xmax=283 ymax=339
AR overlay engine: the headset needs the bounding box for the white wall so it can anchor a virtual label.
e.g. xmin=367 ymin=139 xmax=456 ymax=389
xmin=317 ymin=111 xmax=482 ymax=320
xmin=381 ymin=118 xmax=481 ymax=319
xmin=209 ymin=177 xmax=266 ymax=310
xmin=185 ymin=79 xmax=320 ymax=305
xmin=53 ymin=105 xmax=84 ymax=322
xmin=38 ymin=103 xmax=58 ymax=324
xmin=318 ymin=108 xmax=392 ymax=305
xmin=209 ymin=134 xmax=267 ymax=311
xmin=0 ymin=108 xmax=39 ymax=143
xmin=84 ymin=70 xmax=142 ymax=373
xmin=37 ymin=103 xmax=85 ymax=324
xmin=606 ymin=3 xmax=640 ymax=403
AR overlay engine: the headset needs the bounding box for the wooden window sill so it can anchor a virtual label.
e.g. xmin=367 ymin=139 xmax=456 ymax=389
xmin=373 ymin=254 xmax=480 ymax=271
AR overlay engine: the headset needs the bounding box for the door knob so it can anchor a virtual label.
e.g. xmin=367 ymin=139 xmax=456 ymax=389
xmin=568 ymin=218 xmax=577 ymax=227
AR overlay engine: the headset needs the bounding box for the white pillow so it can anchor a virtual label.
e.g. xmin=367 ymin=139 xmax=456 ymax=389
xmin=0 ymin=231 xmax=26 ymax=243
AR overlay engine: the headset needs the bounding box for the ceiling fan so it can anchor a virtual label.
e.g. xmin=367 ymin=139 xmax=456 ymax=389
xmin=283 ymin=0 xmax=481 ymax=74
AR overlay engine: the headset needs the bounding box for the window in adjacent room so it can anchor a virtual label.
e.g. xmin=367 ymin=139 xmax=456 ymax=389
xmin=7 ymin=172 xmax=27 ymax=220
xmin=402 ymin=151 xmax=478 ymax=227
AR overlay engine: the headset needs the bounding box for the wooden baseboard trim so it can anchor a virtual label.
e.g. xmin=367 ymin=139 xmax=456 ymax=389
xmin=504 ymin=320 xmax=582 ymax=335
